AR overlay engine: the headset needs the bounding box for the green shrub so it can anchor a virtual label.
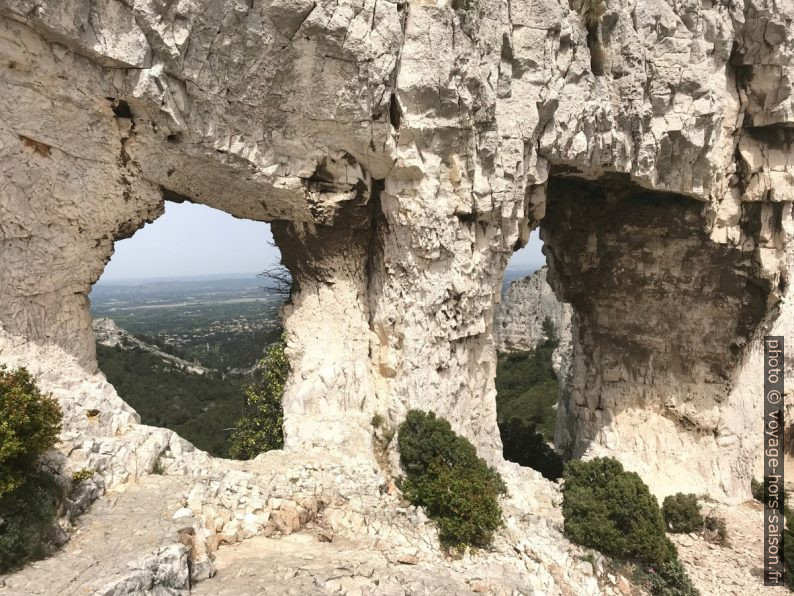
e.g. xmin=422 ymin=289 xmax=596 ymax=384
xmin=71 ymin=469 xmax=94 ymax=487
xmin=0 ymin=471 xmax=63 ymax=573
xmin=661 ymin=493 xmax=702 ymax=534
xmin=498 ymin=417 xmax=563 ymax=480
xmin=398 ymin=410 xmax=505 ymax=549
xmin=562 ymin=458 xmax=676 ymax=567
xmin=0 ymin=366 xmax=62 ymax=498
xmin=495 ymin=347 xmax=558 ymax=443
xmin=229 ymin=339 xmax=289 ymax=459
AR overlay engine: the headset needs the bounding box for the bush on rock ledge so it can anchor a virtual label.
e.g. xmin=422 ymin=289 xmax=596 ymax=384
xmin=397 ymin=410 xmax=505 ymax=550
xmin=562 ymin=457 xmax=698 ymax=595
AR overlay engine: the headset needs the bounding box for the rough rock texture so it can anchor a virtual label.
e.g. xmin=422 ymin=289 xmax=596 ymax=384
xmin=0 ymin=0 xmax=792 ymax=520
xmin=543 ymin=176 xmax=793 ymax=498
xmin=494 ymin=266 xmax=572 ymax=353
xmin=671 ymin=500 xmax=789 ymax=596
xmin=1 ymin=445 xmax=635 ymax=595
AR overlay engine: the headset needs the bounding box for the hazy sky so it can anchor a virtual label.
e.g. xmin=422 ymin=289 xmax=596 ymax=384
xmin=100 ymin=202 xmax=280 ymax=281
xmin=99 ymin=201 xmax=546 ymax=281
xmin=509 ymin=229 xmax=546 ymax=272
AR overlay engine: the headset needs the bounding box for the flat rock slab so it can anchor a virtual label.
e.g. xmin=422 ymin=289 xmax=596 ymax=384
xmin=194 ymin=532 xmax=502 ymax=596
xmin=673 ymin=501 xmax=789 ymax=596
xmin=0 ymin=475 xmax=192 ymax=595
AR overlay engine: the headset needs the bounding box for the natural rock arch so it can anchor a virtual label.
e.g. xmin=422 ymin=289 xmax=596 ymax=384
xmin=0 ymin=0 xmax=791 ymax=500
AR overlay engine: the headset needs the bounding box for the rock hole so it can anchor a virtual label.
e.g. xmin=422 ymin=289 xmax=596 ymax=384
xmin=108 ymin=99 xmax=133 ymax=119
xmin=388 ymin=93 xmax=401 ymax=130
xmin=456 ymin=212 xmax=477 ymax=224
xmin=586 ymin=28 xmax=605 ymax=76
xmin=90 ymin=201 xmax=284 ymax=458
xmin=20 ymin=135 xmax=51 ymax=157
xmin=160 ymin=187 xmax=192 ymax=204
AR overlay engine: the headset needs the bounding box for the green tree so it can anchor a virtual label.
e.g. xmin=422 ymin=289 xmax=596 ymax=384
xmin=495 ymin=346 xmax=558 ymax=442
xmin=563 ymin=458 xmax=699 ymax=594
xmin=661 ymin=493 xmax=702 ymax=534
xmin=398 ymin=410 xmax=506 ymax=549
xmin=229 ymin=339 xmax=289 ymax=459
xmin=562 ymin=458 xmax=676 ymax=567
xmin=0 ymin=366 xmax=62 ymax=497
xmin=541 ymin=316 xmax=558 ymax=346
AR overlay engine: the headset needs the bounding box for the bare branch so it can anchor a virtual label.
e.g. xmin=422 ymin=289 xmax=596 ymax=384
xmin=259 ymin=265 xmax=292 ymax=300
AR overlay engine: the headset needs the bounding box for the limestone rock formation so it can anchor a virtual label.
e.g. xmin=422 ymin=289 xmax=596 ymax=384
xmin=0 ymin=0 xmax=793 ymax=588
xmin=494 ymin=266 xmax=572 ymax=353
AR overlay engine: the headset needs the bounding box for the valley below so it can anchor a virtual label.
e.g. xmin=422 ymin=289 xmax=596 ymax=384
xmin=90 ymin=275 xmax=284 ymax=457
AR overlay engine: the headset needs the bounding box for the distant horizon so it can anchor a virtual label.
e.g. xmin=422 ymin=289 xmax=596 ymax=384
xmin=97 ymin=201 xmax=545 ymax=283
xmin=95 ymin=264 xmax=544 ymax=287
xmin=93 ymin=271 xmax=265 ymax=285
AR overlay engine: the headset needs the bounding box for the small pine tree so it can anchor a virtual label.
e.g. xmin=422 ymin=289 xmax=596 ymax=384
xmin=562 ymin=458 xmax=676 ymax=567
xmin=228 ymin=339 xmax=289 ymax=459
xmin=541 ymin=316 xmax=558 ymax=347
xmin=562 ymin=458 xmax=698 ymax=595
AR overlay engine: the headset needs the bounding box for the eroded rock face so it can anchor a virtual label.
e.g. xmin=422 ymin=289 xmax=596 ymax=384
xmin=494 ymin=266 xmax=571 ymax=353
xmin=0 ymin=0 xmax=792 ymax=500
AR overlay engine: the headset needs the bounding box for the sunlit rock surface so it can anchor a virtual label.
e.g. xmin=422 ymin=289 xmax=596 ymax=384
xmin=0 ymin=0 xmax=793 ymax=590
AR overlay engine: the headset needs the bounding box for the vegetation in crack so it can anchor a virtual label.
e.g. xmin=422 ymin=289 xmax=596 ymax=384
xmin=397 ymin=410 xmax=506 ymax=551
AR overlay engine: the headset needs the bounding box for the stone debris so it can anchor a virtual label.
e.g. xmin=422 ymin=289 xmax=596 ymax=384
xmin=672 ymin=501 xmax=790 ymax=596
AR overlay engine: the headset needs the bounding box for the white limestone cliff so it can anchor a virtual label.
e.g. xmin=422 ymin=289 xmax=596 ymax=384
xmin=0 ymin=0 xmax=792 ymax=551
xmin=494 ymin=267 xmax=572 ymax=354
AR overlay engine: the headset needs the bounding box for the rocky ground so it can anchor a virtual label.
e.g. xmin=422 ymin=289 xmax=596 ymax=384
xmin=672 ymin=500 xmax=789 ymax=596
xmin=0 ymin=448 xmax=637 ymax=595
xmin=1 ymin=445 xmax=787 ymax=595
xmin=0 ymin=475 xmax=195 ymax=595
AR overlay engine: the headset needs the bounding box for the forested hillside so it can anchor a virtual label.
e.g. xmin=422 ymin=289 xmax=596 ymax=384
xmin=96 ymin=343 xmax=245 ymax=457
